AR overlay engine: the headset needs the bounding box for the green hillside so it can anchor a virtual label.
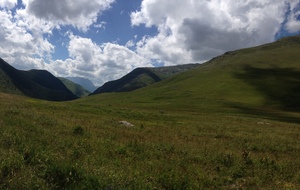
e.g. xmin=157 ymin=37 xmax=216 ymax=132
xmin=0 ymin=58 xmax=78 ymax=101
xmin=88 ymin=36 xmax=300 ymax=119
xmin=92 ymin=64 xmax=198 ymax=94
xmin=59 ymin=77 xmax=90 ymax=97
xmin=66 ymin=77 xmax=97 ymax=92
xmin=0 ymin=36 xmax=300 ymax=189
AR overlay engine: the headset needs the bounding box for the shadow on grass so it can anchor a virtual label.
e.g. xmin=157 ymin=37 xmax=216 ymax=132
xmin=229 ymin=104 xmax=300 ymax=124
xmin=232 ymin=65 xmax=300 ymax=124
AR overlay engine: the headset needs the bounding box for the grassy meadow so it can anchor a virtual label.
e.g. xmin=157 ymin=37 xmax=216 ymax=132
xmin=0 ymin=92 xmax=300 ymax=189
xmin=1 ymin=36 xmax=300 ymax=189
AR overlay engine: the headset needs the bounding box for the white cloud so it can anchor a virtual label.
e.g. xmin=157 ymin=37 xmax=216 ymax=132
xmin=125 ymin=40 xmax=135 ymax=48
xmin=0 ymin=9 xmax=54 ymax=69
xmin=24 ymin=0 xmax=115 ymax=31
xmin=0 ymin=0 xmax=17 ymax=9
xmin=94 ymin=21 xmax=107 ymax=31
xmin=285 ymin=2 xmax=300 ymax=33
xmin=47 ymin=35 xmax=151 ymax=86
xmin=131 ymin=0 xmax=292 ymax=64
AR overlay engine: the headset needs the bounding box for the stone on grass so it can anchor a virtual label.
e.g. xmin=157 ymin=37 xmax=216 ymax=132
xmin=119 ymin=121 xmax=134 ymax=127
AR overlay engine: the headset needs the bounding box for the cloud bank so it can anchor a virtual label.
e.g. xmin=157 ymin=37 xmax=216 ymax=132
xmin=131 ymin=0 xmax=291 ymax=64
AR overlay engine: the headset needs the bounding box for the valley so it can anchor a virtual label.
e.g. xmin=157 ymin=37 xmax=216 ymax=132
xmin=0 ymin=36 xmax=300 ymax=189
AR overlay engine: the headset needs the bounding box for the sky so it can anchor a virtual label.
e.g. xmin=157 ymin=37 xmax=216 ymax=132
xmin=0 ymin=0 xmax=300 ymax=86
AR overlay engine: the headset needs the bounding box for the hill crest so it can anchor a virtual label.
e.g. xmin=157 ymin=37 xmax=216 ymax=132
xmin=92 ymin=64 xmax=199 ymax=95
xmin=0 ymin=58 xmax=78 ymax=101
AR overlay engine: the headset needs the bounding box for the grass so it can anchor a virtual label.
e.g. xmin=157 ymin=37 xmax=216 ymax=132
xmin=0 ymin=92 xmax=300 ymax=189
xmin=1 ymin=36 xmax=300 ymax=189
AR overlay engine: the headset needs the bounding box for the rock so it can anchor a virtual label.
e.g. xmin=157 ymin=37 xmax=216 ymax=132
xmin=257 ymin=121 xmax=270 ymax=125
xmin=119 ymin=121 xmax=134 ymax=127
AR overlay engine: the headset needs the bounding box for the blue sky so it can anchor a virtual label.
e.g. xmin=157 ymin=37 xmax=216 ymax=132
xmin=0 ymin=0 xmax=300 ymax=86
xmin=49 ymin=0 xmax=157 ymax=61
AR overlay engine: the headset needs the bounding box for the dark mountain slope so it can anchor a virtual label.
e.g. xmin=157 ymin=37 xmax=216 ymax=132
xmin=59 ymin=77 xmax=90 ymax=97
xmin=0 ymin=63 xmax=23 ymax=95
xmin=0 ymin=58 xmax=77 ymax=101
xmin=92 ymin=64 xmax=198 ymax=95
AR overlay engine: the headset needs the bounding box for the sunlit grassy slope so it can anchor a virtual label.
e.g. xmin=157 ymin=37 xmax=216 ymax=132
xmin=86 ymin=36 xmax=300 ymax=121
xmin=59 ymin=77 xmax=90 ymax=97
xmin=1 ymin=36 xmax=300 ymax=189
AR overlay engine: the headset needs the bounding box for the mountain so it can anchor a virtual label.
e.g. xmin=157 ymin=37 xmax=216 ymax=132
xmin=125 ymin=35 xmax=300 ymax=112
xmin=0 ymin=58 xmax=78 ymax=101
xmin=0 ymin=62 xmax=23 ymax=95
xmin=59 ymin=77 xmax=90 ymax=97
xmin=85 ymin=35 xmax=300 ymax=120
xmin=91 ymin=64 xmax=198 ymax=95
xmin=66 ymin=77 xmax=97 ymax=92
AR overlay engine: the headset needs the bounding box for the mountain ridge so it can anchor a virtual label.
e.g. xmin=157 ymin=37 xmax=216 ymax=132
xmin=0 ymin=58 xmax=78 ymax=101
xmin=92 ymin=63 xmax=199 ymax=95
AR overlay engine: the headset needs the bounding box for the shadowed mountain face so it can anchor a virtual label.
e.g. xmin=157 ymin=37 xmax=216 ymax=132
xmin=92 ymin=64 xmax=199 ymax=95
xmin=0 ymin=63 xmax=23 ymax=95
xmin=0 ymin=58 xmax=78 ymax=101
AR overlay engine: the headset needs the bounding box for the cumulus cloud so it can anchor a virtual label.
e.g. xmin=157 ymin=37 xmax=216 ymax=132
xmin=47 ymin=35 xmax=151 ymax=86
xmin=0 ymin=0 xmax=17 ymax=9
xmin=24 ymin=0 xmax=115 ymax=31
xmin=131 ymin=0 xmax=295 ymax=64
xmin=285 ymin=2 xmax=300 ymax=33
xmin=0 ymin=9 xmax=53 ymax=69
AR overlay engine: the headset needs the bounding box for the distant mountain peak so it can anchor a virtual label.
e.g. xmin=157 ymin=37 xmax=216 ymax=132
xmin=66 ymin=77 xmax=97 ymax=92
